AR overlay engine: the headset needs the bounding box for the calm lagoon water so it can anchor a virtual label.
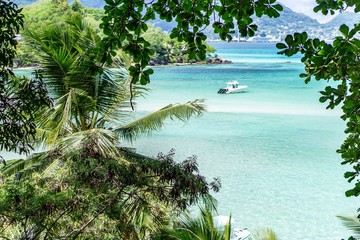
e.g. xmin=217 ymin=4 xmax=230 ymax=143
xmin=129 ymin=43 xmax=358 ymax=239
xmin=7 ymin=43 xmax=357 ymax=239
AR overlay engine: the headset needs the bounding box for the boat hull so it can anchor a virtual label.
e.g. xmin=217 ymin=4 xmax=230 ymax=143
xmin=218 ymin=86 xmax=248 ymax=94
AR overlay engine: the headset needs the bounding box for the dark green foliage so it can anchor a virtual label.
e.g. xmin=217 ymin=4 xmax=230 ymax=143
xmin=0 ymin=148 xmax=220 ymax=239
xmin=0 ymin=71 xmax=52 ymax=155
xmin=0 ymin=0 xmax=52 ymax=155
xmin=0 ymin=0 xmax=23 ymax=67
xmin=71 ymin=0 xmax=84 ymax=12
xmin=22 ymin=0 xmax=72 ymax=30
xmin=277 ymin=0 xmax=360 ymax=197
xmin=142 ymin=25 xmax=215 ymax=65
xmin=0 ymin=15 xmax=218 ymax=238
xmin=314 ymin=0 xmax=360 ymax=15
xmin=14 ymin=0 xmax=105 ymax=66
xmin=99 ymin=0 xmax=283 ymax=85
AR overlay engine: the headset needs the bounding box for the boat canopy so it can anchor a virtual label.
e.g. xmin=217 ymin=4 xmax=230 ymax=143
xmin=226 ymin=81 xmax=239 ymax=85
xmin=226 ymin=81 xmax=239 ymax=88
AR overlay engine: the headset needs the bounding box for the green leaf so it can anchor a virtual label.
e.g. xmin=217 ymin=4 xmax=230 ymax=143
xmin=143 ymin=68 xmax=154 ymax=75
xmin=311 ymin=56 xmax=324 ymax=66
xmin=339 ymin=24 xmax=349 ymax=38
xmin=273 ymin=4 xmax=283 ymax=11
xmin=317 ymin=49 xmax=326 ymax=56
xmin=345 ymin=189 xmax=355 ymax=197
xmin=344 ymin=172 xmax=355 ymax=178
xmin=285 ymin=35 xmax=293 ymax=45
xmin=276 ymin=43 xmax=287 ymax=49
xmin=301 ymin=32 xmax=308 ymax=43
xmin=115 ymin=99 xmax=206 ymax=142
xmin=319 ymin=96 xmax=328 ymax=103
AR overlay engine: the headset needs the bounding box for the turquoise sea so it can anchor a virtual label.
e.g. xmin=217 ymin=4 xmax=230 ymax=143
xmin=129 ymin=42 xmax=358 ymax=239
xmin=5 ymin=43 xmax=357 ymax=239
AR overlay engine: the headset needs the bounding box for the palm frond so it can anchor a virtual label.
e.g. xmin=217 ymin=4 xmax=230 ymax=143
xmin=167 ymin=203 xmax=232 ymax=240
xmin=41 ymin=158 xmax=62 ymax=178
xmin=249 ymin=227 xmax=279 ymax=240
xmin=0 ymin=159 xmax=26 ymax=177
xmin=58 ymin=128 xmax=126 ymax=160
xmin=37 ymin=90 xmax=74 ymax=146
xmin=338 ymin=212 xmax=360 ymax=237
xmin=0 ymin=151 xmax=60 ymax=180
xmin=93 ymin=68 xmax=130 ymax=124
xmin=224 ymin=215 xmax=232 ymax=240
xmin=24 ymin=28 xmax=77 ymax=98
xmin=115 ymin=99 xmax=206 ymax=142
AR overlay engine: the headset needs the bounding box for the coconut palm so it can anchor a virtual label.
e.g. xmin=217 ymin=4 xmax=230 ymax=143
xmin=1 ymin=13 xmax=205 ymax=177
xmin=0 ymin=13 xmax=215 ymax=239
xmin=159 ymin=196 xmax=232 ymax=240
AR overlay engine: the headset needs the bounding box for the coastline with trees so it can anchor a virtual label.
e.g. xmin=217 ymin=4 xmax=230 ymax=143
xmin=0 ymin=0 xmax=359 ymax=239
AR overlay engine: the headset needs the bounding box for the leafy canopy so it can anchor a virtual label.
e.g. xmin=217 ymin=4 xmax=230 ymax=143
xmin=0 ymin=0 xmax=52 ymax=155
xmin=99 ymin=0 xmax=283 ymax=85
xmin=0 ymin=13 xmax=220 ymax=239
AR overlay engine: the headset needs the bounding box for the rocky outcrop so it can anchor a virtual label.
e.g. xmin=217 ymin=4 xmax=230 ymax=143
xmin=206 ymin=57 xmax=232 ymax=64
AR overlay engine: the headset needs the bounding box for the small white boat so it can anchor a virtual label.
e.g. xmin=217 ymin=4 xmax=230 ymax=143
xmin=218 ymin=81 xmax=248 ymax=94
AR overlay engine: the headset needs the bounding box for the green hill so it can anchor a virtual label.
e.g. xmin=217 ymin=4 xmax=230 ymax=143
xmin=13 ymin=0 xmax=105 ymax=8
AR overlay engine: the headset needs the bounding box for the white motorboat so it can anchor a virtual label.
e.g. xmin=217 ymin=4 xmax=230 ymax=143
xmin=218 ymin=81 xmax=248 ymax=94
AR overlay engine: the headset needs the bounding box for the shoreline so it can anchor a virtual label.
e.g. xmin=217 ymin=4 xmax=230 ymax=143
xmin=15 ymin=56 xmax=232 ymax=70
xmin=14 ymin=66 xmax=38 ymax=70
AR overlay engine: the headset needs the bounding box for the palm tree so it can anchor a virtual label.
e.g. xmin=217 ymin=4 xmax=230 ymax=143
xmin=0 ymin=13 xmax=216 ymax=239
xmin=161 ymin=195 xmax=278 ymax=240
xmin=1 ymin=13 xmax=205 ymax=176
xmin=160 ymin=196 xmax=232 ymax=240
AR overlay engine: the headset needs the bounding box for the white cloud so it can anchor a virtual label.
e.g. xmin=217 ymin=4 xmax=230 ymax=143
xmin=277 ymin=0 xmax=337 ymax=23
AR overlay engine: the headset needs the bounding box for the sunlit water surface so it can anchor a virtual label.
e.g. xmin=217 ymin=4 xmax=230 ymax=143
xmin=129 ymin=43 xmax=357 ymax=240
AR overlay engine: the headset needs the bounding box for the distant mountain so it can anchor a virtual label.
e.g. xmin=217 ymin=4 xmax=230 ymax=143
xmin=254 ymin=5 xmax=319 ymax=34
xmin=12 ymin=0 xmax=360 ymax=40
xmin=149 ymin=4 xmax=321 ymax=39
xmin=324 ymin=12 xmax=360 ymax=29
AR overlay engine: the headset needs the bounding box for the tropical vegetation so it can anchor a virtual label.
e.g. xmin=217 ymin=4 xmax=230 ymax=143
xmin=0 ymin=7 xmax=220 ymax=239
xmin=99 ymin=0 xmax=360 ymax=238
xmin=0 ymin=0 xmax=52 ymax=156
xmin=1 ymin=0 xmax=359 ymax=239
xmin=14 ymin=0 xmax=216 ymax=68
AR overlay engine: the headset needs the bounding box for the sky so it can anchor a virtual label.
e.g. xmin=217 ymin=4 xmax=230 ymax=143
xmin=277 ymin=0 xmax=338 ymax=23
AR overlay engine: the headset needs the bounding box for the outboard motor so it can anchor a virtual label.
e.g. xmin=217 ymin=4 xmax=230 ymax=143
xmin=218 ymin=88 xmax=228 ymax=94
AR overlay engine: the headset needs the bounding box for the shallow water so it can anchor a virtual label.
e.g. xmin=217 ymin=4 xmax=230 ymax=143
xmin=129 ymin=43 xmax=357 ymax=239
